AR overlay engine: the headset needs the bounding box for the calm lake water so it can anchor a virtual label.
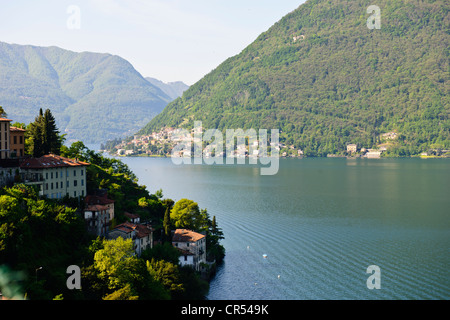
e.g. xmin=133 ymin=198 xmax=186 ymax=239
xmin=118 ymin=156 xmax=450 ymax=300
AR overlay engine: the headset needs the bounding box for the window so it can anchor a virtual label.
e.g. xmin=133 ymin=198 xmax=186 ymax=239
xmin=51 ymin=183 xmax=53 ymax=190
xmin=46 ymin=173 xmax=48 ymax=179
xmin=13 ymin=136 xmax=17 ymax=144
xmin=61 ymin=181 xmax=63 ymax=189
xmin=184 ymin=255 xmax=188 ymax=261
xmin=56 ymin=172 xmax=58 ymax=179
xmin=74 ymin=180 xmax=77 ymax=187
xmin=81 ymin=169 xmax=84 ymax=176
xmin=82 ymin=190 xmax=84 ymax=197
xmin=74 ymin=170 xmax=76 ymax=176
xmin=19 ymin=136 xmax=23 ymax=144
xmin=74 ymin=191 xmax=77 ymax=197
xmin=51 ymin=172 xmax=53 ymax=179
xmin=81 ymin=179 xmax=84 ymax=186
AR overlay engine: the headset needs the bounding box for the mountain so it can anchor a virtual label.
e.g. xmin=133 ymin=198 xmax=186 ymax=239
xmin=145 ymin=78 xmax=189 ymax=100
xmin=0 ymin=42 xmax=186 ymax=143
xmin=139 ymin=0 xmax=449 ymax=156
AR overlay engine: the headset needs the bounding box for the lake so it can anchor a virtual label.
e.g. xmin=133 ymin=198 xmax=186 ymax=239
xmin=118 ymin=156 xmax=450 ymax=300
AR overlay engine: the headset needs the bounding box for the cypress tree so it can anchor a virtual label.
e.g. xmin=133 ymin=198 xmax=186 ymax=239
xmin=29 ymin=108 xmax=62 ymax=157
xmin=163 ymin=207 xmax=171 ymax=242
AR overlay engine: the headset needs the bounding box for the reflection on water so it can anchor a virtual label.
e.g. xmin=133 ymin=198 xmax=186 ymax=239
xmin=120 ymin=157 xmax=450 ymax=300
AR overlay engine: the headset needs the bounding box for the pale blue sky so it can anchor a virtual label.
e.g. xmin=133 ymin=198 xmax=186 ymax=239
xmin=0 ymin=0 xmax=305 ymax=85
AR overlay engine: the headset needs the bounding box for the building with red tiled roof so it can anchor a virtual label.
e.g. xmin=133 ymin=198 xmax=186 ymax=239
xmin=172 ymin=229 xmax=206 ymax=271
xmin=85 ymin=195 xmax=115 ymax=222
xmin=20 ymin=154 xmax=89 ymax=199
xmin=124 ymin=211 xmax=140 ymax=224
xmin=108 ymin=221 xmax=154 ymax=256
xmin=9 ymin=126 xmax=26 ymax=158
xmin=84 ymin=204 xmax=110 ymax=237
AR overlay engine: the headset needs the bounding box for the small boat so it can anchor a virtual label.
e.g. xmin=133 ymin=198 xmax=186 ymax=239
xmin=262 ymin=254 xmax=268 ymax=258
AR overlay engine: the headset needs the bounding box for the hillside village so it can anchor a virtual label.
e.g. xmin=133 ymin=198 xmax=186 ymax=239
xmin=107 ymin=127 xmax=448 ymax=159
xmin=0 ymin=116 xmax=210 ymax=274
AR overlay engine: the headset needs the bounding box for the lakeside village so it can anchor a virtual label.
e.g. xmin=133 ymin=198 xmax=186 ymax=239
xmin=106 ymin=127 xmax=450 ymax=159
xmin=0 ymin=116 xmax=216 ymax=295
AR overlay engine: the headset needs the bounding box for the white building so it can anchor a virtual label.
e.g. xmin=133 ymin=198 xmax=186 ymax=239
xmin=20 ymin=154 xmax=89 ymax=199
xmin=172 ymin=229 xmax=206 ymax=271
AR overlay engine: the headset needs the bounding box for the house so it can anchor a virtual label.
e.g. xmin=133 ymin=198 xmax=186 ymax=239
xmin=9 ymin=127 xmax=26 ymax=158
xmin=172 ymin=229 xmax=206 ymax=271
xmin=0 ymin=117 xmax=12 ymax=159
xmin=84 ymin=204 xmax=110 ymax=237
xmin=124 ymin=212 xmax=140 ymax=224
xmin=19 ymin=154 xmax=89 ymax=199
xmin=347 ymin=144 xmax=357 ymax=153
xmin=108 ymin=221 xmax=153 ymax=256
xmin=177 ymin=249 xmax=195 ymax=268
xmin=85 ymin=194 xmax=115 ymax=222
xmin=365 ymin=151 xmax=382 ymax=159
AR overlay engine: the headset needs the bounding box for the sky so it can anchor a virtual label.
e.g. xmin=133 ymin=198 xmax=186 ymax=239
xmin=0 ymin=0 xmax=305 ymax=85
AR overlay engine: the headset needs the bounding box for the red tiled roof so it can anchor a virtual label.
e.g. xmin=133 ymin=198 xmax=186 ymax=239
xmin=113 ymin=221 xmax=136 ymax=234
xmin=124 ymin=212 xmax=140 ymax=219
xmin=10 ymin=126 xmax=26 ymax=132
xmin=135 ymin=224 xmax=152 ymax=238
xmin=85 ymin=195 xmax=115 ymax=205
xmin=172 ymin=229 xmax=205 ymax=242
xmin=0 ymin=117 xmax=12 ymax=122
xmin=20 ymin=154 xmax=90 ymax=169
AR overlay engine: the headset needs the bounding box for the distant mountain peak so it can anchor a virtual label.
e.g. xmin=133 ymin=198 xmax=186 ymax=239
xmin=0 ymin=41 xmax=186 ymax=143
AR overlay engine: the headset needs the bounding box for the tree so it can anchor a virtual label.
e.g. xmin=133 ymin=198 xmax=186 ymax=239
xmin=0 ymin=106 xmax=6 ymax=118
xmin=27 ymin=109 xmax=63 ymax=157
xmin=146 ymin=259 xmax=184 ymax=295
xmin=163 ymin=206 xmax=171 ymax=242
xmin=93 ymin=237 xmax=137 ymax=291
xmin=42 ymin=109 xmax=62 ymax=155
xmin=170 ymin=199 xmax=208 ymax=232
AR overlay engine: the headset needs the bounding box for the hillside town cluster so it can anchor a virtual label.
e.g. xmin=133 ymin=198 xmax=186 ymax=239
xmin=0 ymin=117 xmax=207 ymax=272
xmin=110 ymin=127 xmax=407 ymax=159
xmin=112 ymin=126 xmax=303 ymax=158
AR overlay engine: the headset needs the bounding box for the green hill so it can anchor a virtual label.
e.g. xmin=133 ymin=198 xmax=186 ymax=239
xmin=139 ymin=0 xmax=449 ymax=156
xmin=0 ymin=42 xmax=187 ymax=143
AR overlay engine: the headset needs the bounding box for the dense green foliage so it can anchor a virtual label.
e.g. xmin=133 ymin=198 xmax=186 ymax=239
xmin=0 ymin=140 xmax=223 ymax=299
xmin=140 ymin=0 xmax=449 ymax=156
xmin=26 ymin=108 xmax=63 ymax=157
xmin=0 ymin=42 xmax=187 ymax=143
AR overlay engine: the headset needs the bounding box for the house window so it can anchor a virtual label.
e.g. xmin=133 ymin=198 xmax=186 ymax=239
xmin=60 ymin=181 xmax=63 ymax=189
xmin=74 ymin=191 xmax=77 ymax=197
xmin=19 ymin=136 xmax=23 ymax=144
xmin=51 ymin=183 xmax=53 ymax=190
xmin=81 ymin=169 xmax=84 ymax=176
xmin=81 ymin=179 xmax=84 ymax=186
xmin=51 ymin=172 xmax=53 ymax=179
xmin=74 ymin=170 xmax=76 ymax=176
xmin=56 ymin=172 xmax=58 ymax=179
xmin=184 ymin=255 xmax=187 ymax=261
xmin=82 ymin=190 xmax=84 ymax=197
xmin=13 ymin=136 xmax=17 ymax=144
xmin=46 ymin=173 xmax=48 ymax=179
xmin=74 ymin=180 xmax=77 ymax=187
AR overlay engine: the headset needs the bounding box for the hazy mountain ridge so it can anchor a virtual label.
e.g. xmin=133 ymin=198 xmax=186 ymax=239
xmin=0 ymin=42 xmax=188 ymax=143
